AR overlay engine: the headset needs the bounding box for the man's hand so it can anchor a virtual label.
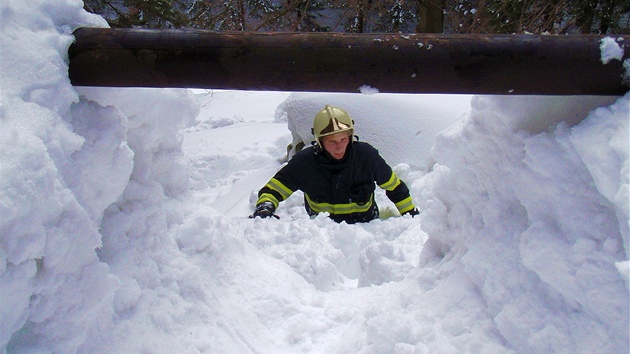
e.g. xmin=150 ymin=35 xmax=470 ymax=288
xmin=402 ymin=208 xmax=419 ymax=217
xmin=249 ymin=202 xmax=279 ymax=219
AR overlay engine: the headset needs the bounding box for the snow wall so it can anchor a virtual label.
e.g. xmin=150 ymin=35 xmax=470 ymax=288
xmin=2 ymin=1 xmax=199 ymax=351
xmin=1 ymin=0 xmax=629 ymax=352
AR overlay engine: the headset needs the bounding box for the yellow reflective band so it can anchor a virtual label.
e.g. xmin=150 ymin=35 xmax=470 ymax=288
xmin=266 ymin=178 xmax=293 ymax=199
xmin=379 ymin=172 xmax=401 ymax=191
xmin=395 ymin=196 xmax=415 ymax=214
xmin=257 ymin=193 xmax=280 ymax=208
xmin=305 ymin=194 xmax=374 ymax=215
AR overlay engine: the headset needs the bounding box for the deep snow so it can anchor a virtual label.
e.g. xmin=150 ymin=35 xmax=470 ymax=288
xmin=1 ymin=1 xmax=629 ymax=353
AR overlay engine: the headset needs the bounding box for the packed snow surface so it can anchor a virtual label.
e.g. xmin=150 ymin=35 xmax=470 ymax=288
xmin=1 ymin=1 xmax=629 ymax=353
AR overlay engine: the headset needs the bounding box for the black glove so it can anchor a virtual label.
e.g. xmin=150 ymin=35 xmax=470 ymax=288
xmin=249 ymin=202 xmax=279 ymax=219
xmin=402 ymin=208 xmax=419 ymax=217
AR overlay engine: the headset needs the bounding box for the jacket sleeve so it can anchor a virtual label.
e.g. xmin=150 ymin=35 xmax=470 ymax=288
xmin=256 ymin=161 xmax=299 ymax=209
xmin=372 ymin=150 xmax=417 ymax=215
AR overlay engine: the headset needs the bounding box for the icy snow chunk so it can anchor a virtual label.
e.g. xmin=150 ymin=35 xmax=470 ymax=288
xmin=600 ymin=37 xmax=624 ymax=64
xmin=359 ymin=85 xmax=380 ymax=95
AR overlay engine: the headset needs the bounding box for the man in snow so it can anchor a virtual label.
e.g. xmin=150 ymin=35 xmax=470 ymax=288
xmin=251 ymin=105 xmax=418 ymax=223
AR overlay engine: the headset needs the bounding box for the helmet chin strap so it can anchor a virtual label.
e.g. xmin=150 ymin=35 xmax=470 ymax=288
xmin=311 ymin=140 xmax=322 ymax=154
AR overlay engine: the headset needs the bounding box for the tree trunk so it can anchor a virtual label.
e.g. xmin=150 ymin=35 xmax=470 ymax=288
xmin=416 ymin=0 xmax=443 ymax=33
xmin=599 ymin=0 xmax=618 ymax=33
xmin=238 ymin=0 xmax=246 ymax=30
xmin=575 ymin=0 xmax=597 ymax=33
xmin=356 ymin=0 xmax=366 ymax=33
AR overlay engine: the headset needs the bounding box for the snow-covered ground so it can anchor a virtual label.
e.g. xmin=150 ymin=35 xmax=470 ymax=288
xmin=1 ymin=1 xmax=629 ymax=353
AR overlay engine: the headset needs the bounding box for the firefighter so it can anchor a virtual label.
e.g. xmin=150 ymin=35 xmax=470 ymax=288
xmin=251 ymin=105 xmax=418 ymax=223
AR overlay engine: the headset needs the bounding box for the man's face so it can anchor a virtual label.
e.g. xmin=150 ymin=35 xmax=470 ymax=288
xmin=321 ymin=132 xmax=351 ymax=160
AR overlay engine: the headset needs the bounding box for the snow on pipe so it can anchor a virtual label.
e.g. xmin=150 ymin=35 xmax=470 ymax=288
xmin=68 ymin=27 xmax=630 ymax=95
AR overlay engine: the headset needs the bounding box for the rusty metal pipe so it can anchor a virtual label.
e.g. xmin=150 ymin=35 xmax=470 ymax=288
xmin=68 ymin=28 xmax=630 ymax=95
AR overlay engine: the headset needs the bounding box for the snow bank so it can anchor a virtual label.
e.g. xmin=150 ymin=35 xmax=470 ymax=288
xmin=416 ymin=94 xmax=629 ymax=353
xmin=0 ymin=1 xmax=118 ymax=351
xmin=1 ymin=1 xmax=198 ymax=351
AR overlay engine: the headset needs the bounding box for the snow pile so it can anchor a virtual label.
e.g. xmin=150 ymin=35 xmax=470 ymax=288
xmin=2 ymin=0 xmax=198 ymax=351
xmin=1 ymin=1 xmax=117 ymax=352
xmin=416 ymin=94 xmax=629 ymax=352
xmin=1 ymin=0 xmax=629 ymax=353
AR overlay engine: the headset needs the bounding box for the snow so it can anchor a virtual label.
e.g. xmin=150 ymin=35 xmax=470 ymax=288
xmin=1 ymin=1 xmax=629 ymax=353
xmin=359 ymin=85 xmax=381 ymax=95
xmin=600 ymin=37 xmax=625 ymax=64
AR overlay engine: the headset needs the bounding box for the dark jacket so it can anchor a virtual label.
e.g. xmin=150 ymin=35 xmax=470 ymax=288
xmin=257 ymin=141 xmax=416 ymax=223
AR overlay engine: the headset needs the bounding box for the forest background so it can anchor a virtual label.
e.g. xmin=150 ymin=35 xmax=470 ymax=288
xmin=84 ymin=0 xmax=630 ymax=35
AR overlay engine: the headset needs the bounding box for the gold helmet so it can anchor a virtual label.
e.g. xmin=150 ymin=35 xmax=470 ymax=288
xmin=312 ymin=105 xmax=354 ymax=146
